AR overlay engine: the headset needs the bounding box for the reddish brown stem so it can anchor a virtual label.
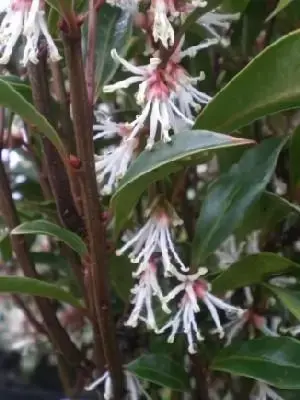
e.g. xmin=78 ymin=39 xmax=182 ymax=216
xmin=85 ymin=0 xmax=97 ymax=105
xmin=12 ymin=294 xmax=48 ymax=336
xmin=190 ymin=353 xmax=209 ymax=400
xmin=62 ymin=22 xmax=123 ymax=398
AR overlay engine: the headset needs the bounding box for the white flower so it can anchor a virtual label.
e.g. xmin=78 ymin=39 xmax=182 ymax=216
xmin=215 ymin=230 xmax=261 ymax=270
xmin=0 ymin=0 xmax=61 ymax=65
xmin=157 ymin=266 xmax=244 ymax=353
xmin=106 ymin=0 xmax=139 ymax=12
xmin=250 ymin=381 xmax=284 ymax=400
xmin=215 ymin=235 xmax=245 ymax=270
xmin=125 ymin=261 xmax=168 ymax=330
xmin=198 ymin=9 xmax=240 ymax=46
xmin=217 ymin=310 xmax=279 ymax=346
xmin=94 ymin=123 xmax=138 ymax=195
xmin=215 ymin=235 xmax=253 ymax=304
xmin=103 ymin=49 xmax=194 ymax=149
xmin=165 ymin=36 xmax=217 ymax=119
xmin=93 ymin=119 xmax=127 ymax=140
xmin=117 ymin=200 xmax=188 ymax=274
xmin=269 ymin=275 xmax=297 ymax=288
xmin=149 ymin=0 xmax=209 ymax=48
xmin=280 ymin=324 xmax=300 ymax=336
xmin=85 ymin=369 xmax=145 ymax=400
xmin=151 ymin=0 xmax=175 ymax=48
xmin=0 ymin=301 xmax=43 ymax=353
xmin=246 ymin=230 xmax=261 ymax=254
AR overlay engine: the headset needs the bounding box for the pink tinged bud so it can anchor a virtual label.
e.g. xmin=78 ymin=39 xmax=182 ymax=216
xmin=251 ymin=313 xmax=265 ymax=329
xmin=68 ymin=154 xmax=81 ymax=169
xmin=251 ymin=312 xmax=279 ymax=337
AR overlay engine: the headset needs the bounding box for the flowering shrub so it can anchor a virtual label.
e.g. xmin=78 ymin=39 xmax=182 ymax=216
xmin=0 ymin=0 xmax=300 ymax=399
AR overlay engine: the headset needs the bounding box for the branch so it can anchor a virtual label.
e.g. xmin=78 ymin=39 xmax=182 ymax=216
xmin=27 ymin=52 xmax=85 ymax=237
xmin=85 ymin=0 xmax=97 ymax=105
xmin=49 ymin=61 xmax=76 ymax=153
xmin=0 ymin=156 xmax=87 ymax=371
xmin=190 ymin=353 xmax=209 ymax=400
xmin=62 ymin=20 xmax=124 ymax=398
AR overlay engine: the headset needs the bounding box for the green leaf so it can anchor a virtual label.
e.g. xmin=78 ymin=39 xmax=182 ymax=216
xmin=112 ymin=130 xmax=252 ymax=236
xmin=276 ymin=389 xmax=300 ymax=400
xmin=0 ymin=231 xmax=12 ymax=262
xmin=264 ymin=285 xmax=300 ymax=321
xmin=0 ymin=76 xmax=32 ymax=103
xmin=47 ymin=6 xmax=60 ymax=36
xmin=46 ymin=0 xmax=72 ymax=13
xmin=289 ymin=125 xmax=300 ymax=200
xmin=0 ymin=78 xmax=65 ymax=155
xmin=84 ymin=4 xmax=133 ymax=99
xmin=31 ymin=252 xmax=67 ymax=269
xmin=195 ymin=30 xmax=300 ymax=132
xmin=221 ymin=0 xmax=250 ymax=13
xmin=212 ymin=337 xmax=300 ymax=389
xmin=266 ymin=0 xmax=295 ymax=21
xmin=192 ymin=137 xmax=287 ymax=263
xmin=11 ymin=220 xmax=87 ymax=257
xmin=127 ymin=354 xmax=189 ymax=391
xmin=0 ymin=276 xmax=81 ymax=308
xmin=109 ymin=254 xmax=135 ymax=301
xmin=236 ymin=191 xmax=300 ymax=238
xmin=212 ymin=253 xmax=299 ymax=293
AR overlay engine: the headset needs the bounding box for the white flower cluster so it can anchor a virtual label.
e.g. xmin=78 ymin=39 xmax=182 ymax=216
xmin=116 ymin=198 xmax=244 ymax=354
xmin=85 ymin=369 xmax=146 ymax=400
xmin=90 ymin=2 xmax=243 ymax=354
xmin=0 ymin=0 xmax=61 ymax=65
xmin=213 ymin=231 xmax=298 ymax=346
xmin=93 ymin=3 xmax=240 ymax=194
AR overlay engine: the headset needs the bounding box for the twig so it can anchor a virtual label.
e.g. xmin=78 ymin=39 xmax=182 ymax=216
xmin=12 ymin=294 xmax=48 ymax=336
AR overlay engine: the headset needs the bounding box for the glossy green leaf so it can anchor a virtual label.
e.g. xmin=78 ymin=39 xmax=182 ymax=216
xmin=195 ymin=30 xmax=300 ymax=133
xmin=47 ymin=7 xmax=60 ymax=36
xmin=236 ymin=191 xmax=300 ymax=238
xmin=0 ymin=276 xmax=81 ymax=308
xmin=266 ymin=0 xmax=295 ymax=21
xmin=87 ymin=4 xmax=133 ymax=99
xmin=221 ymin=0 xmax=250 ymax=13
xmin=212 ymin=337 xmax=300 ymax=389
xmin=31 ymin=252 xmax=67 ymax=269
xmin=0 ymin=76 xmax=32 ymax=103
xmin=112 ymin=130 xmax=252 ymax=236
xmin=289 ymin=125 xmax=300 ymax=200
xmin=192 ymin=137 xmax=287 ymax=263
xmin=109 ymin=254 xmax=135 ymax=301
xmin=11 ymin=220 xmax=87 ymax=257
xmin=127 ymin=354 xmax=189 ymax=391
xmin=264 ymin=285 xmax=300 ymax=321
xmin=0 ymin=78 xmax=65 ymax=155
xmin=212 ymin=253 xmax=299 ymax=293
xmin=0 ymin=231 xmax=12 ymax=262
xmin=276 ymin=389 xmax=300 ymax=400
xmin=229 ymin=0 xmax=270 ymax=54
